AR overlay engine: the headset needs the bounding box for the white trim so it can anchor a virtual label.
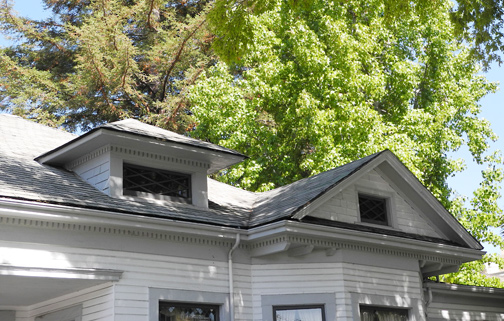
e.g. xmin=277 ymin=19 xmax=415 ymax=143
xmin=0 ymin=265 xmax=122 ymax=281
xmin=261 ymin=293 xmax=336 ymax=321
xmin=350 ymin=293 xmax=424 ymax=321
xmin=0 ymin=199 xmax=484 ymax=264
xmin=355 ymin=184 xmax=398 ymax=228
xmin=149 ymin=288 xmax=230 ymax=321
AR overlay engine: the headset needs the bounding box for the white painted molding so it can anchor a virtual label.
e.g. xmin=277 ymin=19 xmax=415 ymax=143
xmin=0 ymin=265 xmax=122 ymax=281
xmin=0 ymin=199 xmax=484 ymax=264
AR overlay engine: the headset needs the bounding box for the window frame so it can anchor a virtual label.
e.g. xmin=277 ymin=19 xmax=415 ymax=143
xmin=149 ymin=288 xmax=229 ymax=321
xmin=359 ymin=305 xmax=409 ymax=320
xmin=273 ymin=304 xmax=326 ymax=321
xmin=354 ymin=184 xmax=398 ymax=229
xmin=358 ymin=194 xmax=389 ymax=226
xmin=123 ymin=162 xmax=192 ymax=204
xmin=351 ymin=293 xmax=421 ymax=321
xmin=261 ymin=293 xmax=336 ymax=321
xmin=159 ymin=301 xmax=219 ymax=321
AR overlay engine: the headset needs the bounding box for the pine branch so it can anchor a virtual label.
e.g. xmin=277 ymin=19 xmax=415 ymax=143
xmin=160 ymin=18 xmax=206 ymax=102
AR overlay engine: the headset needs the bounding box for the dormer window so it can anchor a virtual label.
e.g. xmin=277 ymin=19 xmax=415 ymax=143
xmin=123 ymin=163 xmax=192 ymax=203
xmin=359 ymin=194 xmax=388 ymax=226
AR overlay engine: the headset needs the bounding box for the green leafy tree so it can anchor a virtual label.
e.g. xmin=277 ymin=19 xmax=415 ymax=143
xmin=189 ymin=0 xmax=504 ymax=286
xmin=0 ymin=0 xmax=215 ymax=132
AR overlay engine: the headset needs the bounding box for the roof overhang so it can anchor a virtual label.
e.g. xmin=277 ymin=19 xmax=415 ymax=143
xmin=247 ymin=220 xmax=484 ymax=262
xmin=0 ymin=265 xmax=122 ymax=307
xmin=425 ymin=281 xmax=504 ymax=308
xmin=36 ymin=128 xmax=246 ymax=174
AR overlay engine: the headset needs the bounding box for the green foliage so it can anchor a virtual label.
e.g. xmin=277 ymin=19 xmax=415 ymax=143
xmin=451 ymin=0 xmax=504 ymax=70
xmin=191 ymin=0 xmax=504 ymax=285
xmin=440 ymin=254 xmax=504 ymax=288
xmin=0 ymin=0 xmax=215 ymax=132
xmin=0 ymin=0 xmax=503 ymax=287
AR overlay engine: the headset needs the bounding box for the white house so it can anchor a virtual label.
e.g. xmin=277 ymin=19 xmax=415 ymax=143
xmin=0 ymin=114 xmax=503 ymax=321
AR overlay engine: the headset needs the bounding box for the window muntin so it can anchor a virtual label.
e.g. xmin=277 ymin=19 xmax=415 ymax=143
xmin=274 ymin=305 xmax=325 ymax=321
xmin=123 ymin=163 xmax=191 ymax=202
xmin=360 ymin=306 xmax=408 ymax=321
xmin=359 ymin=194 xmax=388 ymax=226
xmin=159 ymin=302 xmax=218 ymax=321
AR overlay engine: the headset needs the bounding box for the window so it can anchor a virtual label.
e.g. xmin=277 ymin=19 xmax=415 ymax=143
xmin=159 ymin=302 xmax=218 ymax=321
xmin=359 ymin=194 xmax=388 ymax=225
xmin=261 ymin=294 xmax=335 ymax=321
xmin=360 ymin=306 xmax=408 ymax=321
xmin=274 ymin=305 xmax=325 ymax=321
xmin=123 ymin=163 xmax=191 ymax=202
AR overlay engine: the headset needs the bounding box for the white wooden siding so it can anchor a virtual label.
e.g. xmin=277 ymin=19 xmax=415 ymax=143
xmin=249 ymin=262 xmax=423 ymax=321
xmin=15 ymin=284 xmax=114 ymax=321
xmin=250 ymin=263 xmax=343 ymax=321
xmin=427 ymin=303 xmax=504 ymax=321
xmin=310 ymin=169 xmax=441 ymax=238
xmin=3 ymin=241 xmax=234 ymax=321
xmin=73 ymin=153 xmax=110 ymax=194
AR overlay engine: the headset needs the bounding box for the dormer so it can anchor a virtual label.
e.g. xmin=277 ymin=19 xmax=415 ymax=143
xmin=35 ymin=119 xmax=246 ymax=209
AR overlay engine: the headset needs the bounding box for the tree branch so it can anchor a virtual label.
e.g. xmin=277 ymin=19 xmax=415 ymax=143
xmin=160 ymin=18 xmax=206 ymax=102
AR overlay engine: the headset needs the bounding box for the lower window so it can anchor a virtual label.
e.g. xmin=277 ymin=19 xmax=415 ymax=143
xmin=274 ymin=305 xmax=325 ymax=321
xmin=159 ymin=302 xmax=219 ymax=321
xmin=360 ymin=306 xmax=408 ymax=321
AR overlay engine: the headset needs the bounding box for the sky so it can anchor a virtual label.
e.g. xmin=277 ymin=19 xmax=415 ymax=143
xmin=3 ymin=1 xmax=504 ymax=253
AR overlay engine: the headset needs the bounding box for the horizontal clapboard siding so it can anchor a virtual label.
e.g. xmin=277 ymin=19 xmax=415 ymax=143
xmin=341 ymin=263 xmax=422 ymax=319
xmin=427 ymin=303 xmax=504 ymax=321
xmin=249 ymin=262 xmax=422 ymax=321
xmin=250 ymin=263 xmax=344 ymax=321
xmin=311 ymin=169 xmax=441 ymax=238
xmin=6 ymin=241 xmax=237 ymax=321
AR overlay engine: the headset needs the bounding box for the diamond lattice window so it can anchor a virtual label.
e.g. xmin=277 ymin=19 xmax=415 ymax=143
xmin=123 ymin=163 xmax=191 ymax=202
xmin=359 ymin=194 xmax=388 ymax=225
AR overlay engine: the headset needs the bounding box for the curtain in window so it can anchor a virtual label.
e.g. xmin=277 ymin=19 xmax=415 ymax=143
xmin=276 ymin=307 xmax=323 ymax=321
xmin=360 ymin=308 xmax=408 ymax=321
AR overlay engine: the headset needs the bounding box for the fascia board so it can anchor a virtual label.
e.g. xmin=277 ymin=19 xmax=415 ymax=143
xmin=36 ymin=129 xmax=106 ymax=165
xmin=247 ymin=220 xmax=484 ymax=262
xmin=425 ymin=282 xmax=504 ymax=298
xmin=0 ymin=198 xmax=245 ymax=241
xmin=0 ymin=265 xmax=122 ymax=281
xmin=36 ymin=129 xmax=244 ymax=173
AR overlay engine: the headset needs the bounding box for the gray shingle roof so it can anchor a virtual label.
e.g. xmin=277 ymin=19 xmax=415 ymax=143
xmin=38 ymin=119 xmax=246 ymax=161
xmin=248 ymin=152 xmax=382 ymax=227
xmin=0 ymin=115 xmax=388 ymax=229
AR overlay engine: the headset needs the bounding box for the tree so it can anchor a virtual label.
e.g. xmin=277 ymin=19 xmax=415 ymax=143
xmin=189 ymin=0 xmax=504 ymax=286
xmin=0 ymin=0 xmax=215 ymax=132
xmin=0 ymin=0 xmax=503 ymax=287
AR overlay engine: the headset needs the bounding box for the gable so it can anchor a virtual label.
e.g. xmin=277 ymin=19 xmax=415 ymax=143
xmin=307 ymin=168 xmax=446 ymax=239
xmin=291 ymin=151 xmax=481 ymax=250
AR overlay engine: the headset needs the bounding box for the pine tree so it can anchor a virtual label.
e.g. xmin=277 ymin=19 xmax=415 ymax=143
xmin=0 ymin=0 xmax=215 ymax=132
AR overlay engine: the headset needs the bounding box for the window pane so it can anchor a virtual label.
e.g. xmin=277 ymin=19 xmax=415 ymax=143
xmin=275 ymin=306 xmax=324 ymax=321
xmin=359 ymin=195 xmax=388 ymax=225
xmin=159 ymin=302 xmax=218 ymax=321
xmin=360 ymin=306 xmax=408 ymax=321
xmin=124 ymin=163 xmax=191 ymax=200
